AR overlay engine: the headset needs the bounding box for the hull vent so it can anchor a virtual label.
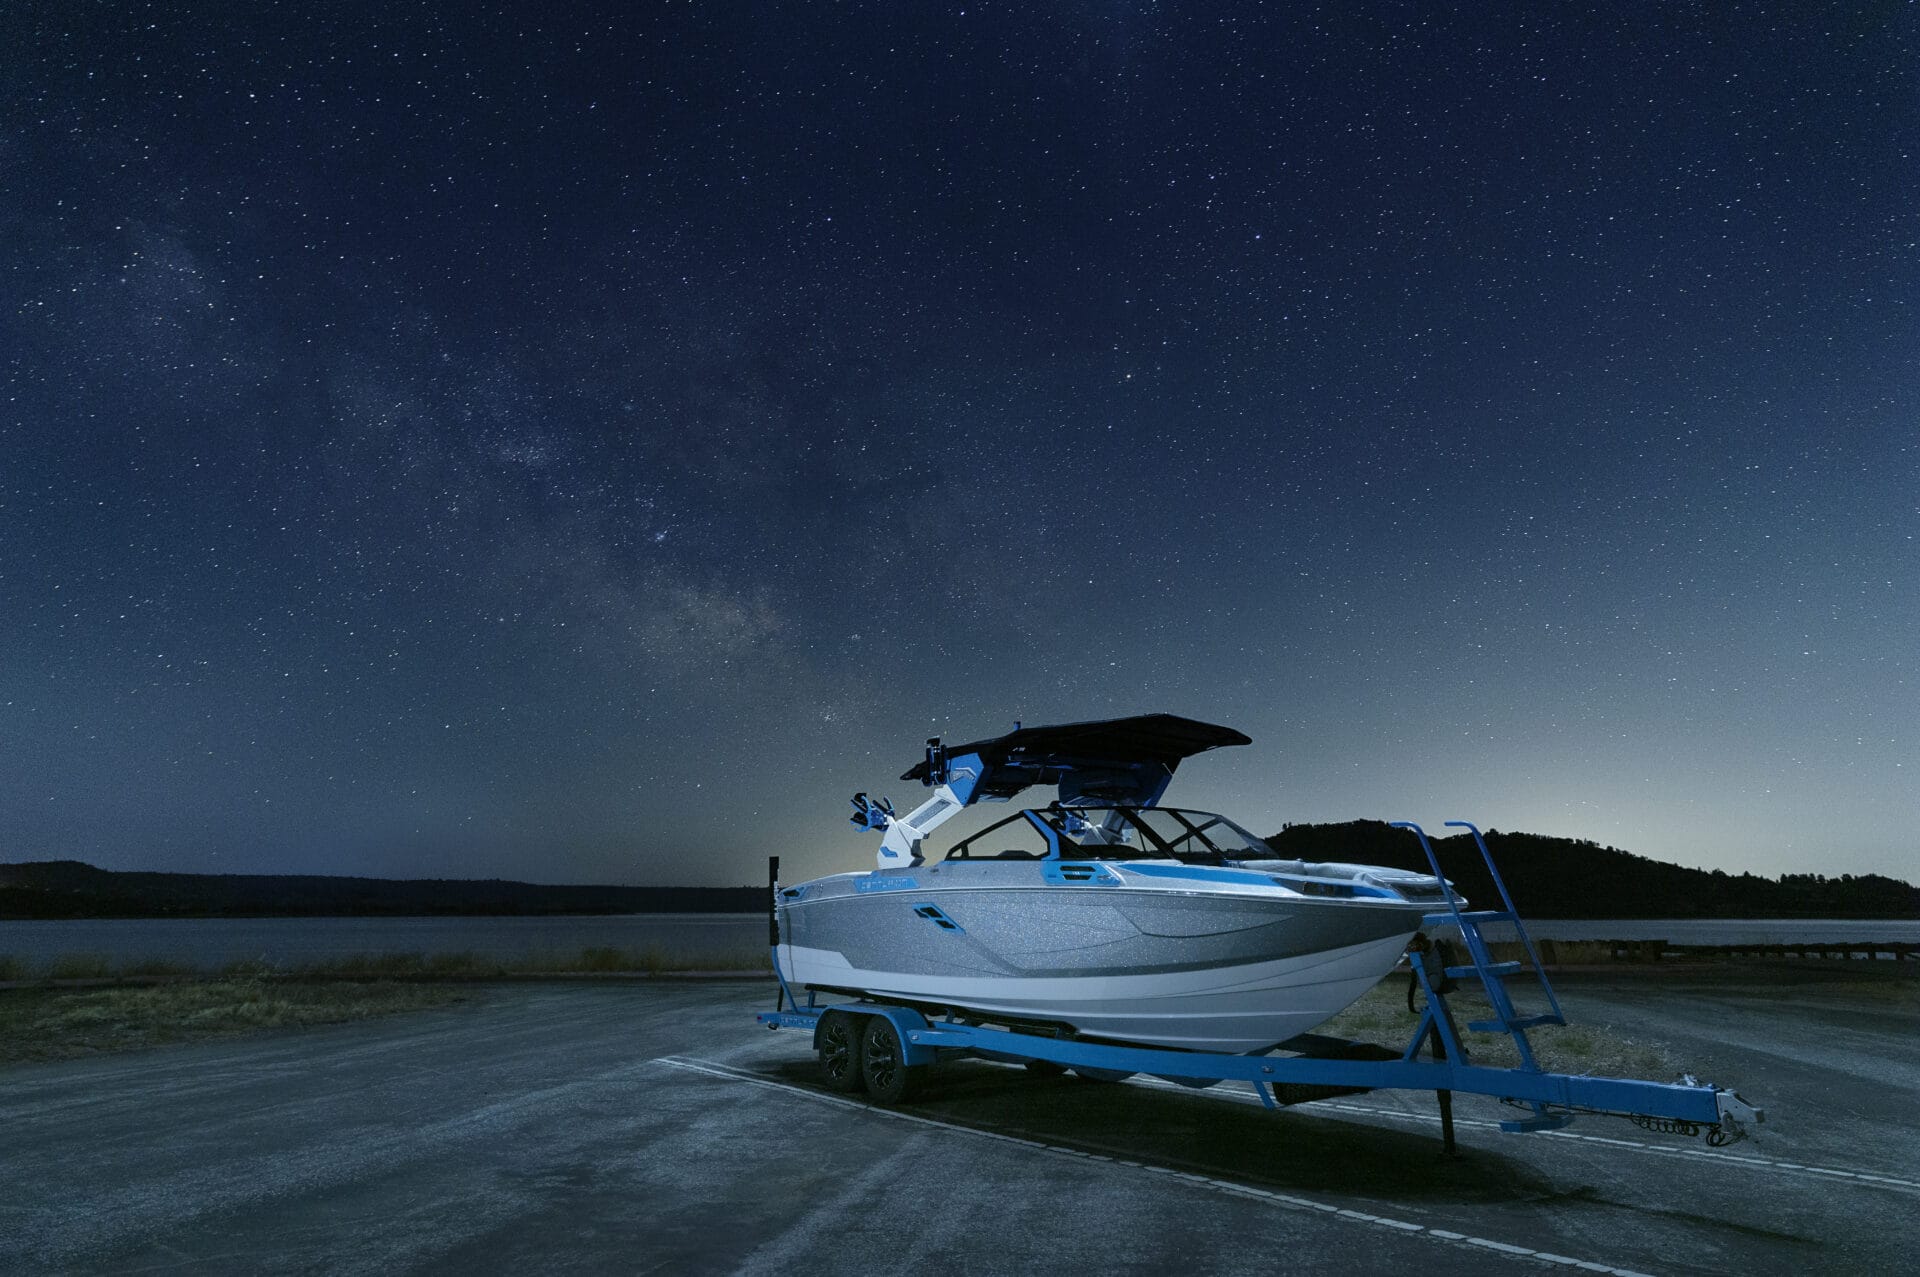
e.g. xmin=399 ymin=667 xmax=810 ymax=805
xmin=913 ymin=903 xmax=964 ymax=932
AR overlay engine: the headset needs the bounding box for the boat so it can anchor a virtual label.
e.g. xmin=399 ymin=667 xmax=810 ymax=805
xmin=773 ymin=714 xmax=1456 ymax=1053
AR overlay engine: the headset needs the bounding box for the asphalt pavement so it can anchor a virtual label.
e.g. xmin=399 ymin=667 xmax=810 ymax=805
xmin=1 ymin=975 xmax=1914 ymax=1275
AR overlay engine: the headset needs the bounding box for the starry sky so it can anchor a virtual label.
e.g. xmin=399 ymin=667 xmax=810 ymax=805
xmin=3 ymin=2 xmax=1915 ymax=889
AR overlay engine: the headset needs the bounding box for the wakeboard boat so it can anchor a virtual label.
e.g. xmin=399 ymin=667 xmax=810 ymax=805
xmin=774 ymin=715 xmax=1455 ymax=1053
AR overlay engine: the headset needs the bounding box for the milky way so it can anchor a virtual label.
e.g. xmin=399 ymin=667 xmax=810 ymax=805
xmin=3 ymin=3 xmax=1915 ymax=885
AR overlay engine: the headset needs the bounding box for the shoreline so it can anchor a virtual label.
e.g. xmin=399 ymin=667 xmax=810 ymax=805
xmin=4 ymin=953 xmax=1912 ymax=996
xmin=0 ymin=969 xmax=772 ymax=992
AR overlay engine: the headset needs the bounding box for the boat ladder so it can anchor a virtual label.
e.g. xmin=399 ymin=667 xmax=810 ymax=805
xmin=1393 ymin=820 xmax=1571 ymax=1134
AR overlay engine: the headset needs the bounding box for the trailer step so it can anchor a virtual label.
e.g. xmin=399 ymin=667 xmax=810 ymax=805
xmin=1396 ymin=820 xmax=1581 ymax=1080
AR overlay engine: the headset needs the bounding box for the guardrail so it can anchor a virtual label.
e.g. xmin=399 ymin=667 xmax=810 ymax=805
xmin=1522 ymin=938 xmax=1919 ymax=964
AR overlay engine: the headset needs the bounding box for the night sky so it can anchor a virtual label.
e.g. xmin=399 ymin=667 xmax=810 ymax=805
xmin=4 ymin=3 xmax=1915 ymax=889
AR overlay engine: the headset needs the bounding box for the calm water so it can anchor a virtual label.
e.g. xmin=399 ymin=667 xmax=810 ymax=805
xmin=0 ymin=914 xmax=768 ymax=967
xmin=2 ymin=913 xmax=1914 ymax=967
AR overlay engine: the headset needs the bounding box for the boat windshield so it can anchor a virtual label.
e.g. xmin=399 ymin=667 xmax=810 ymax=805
xmin=943 ymin=807 xmax=1277 ymax=863
xmin=1045 ymin=807 xmax=1276 ymax=863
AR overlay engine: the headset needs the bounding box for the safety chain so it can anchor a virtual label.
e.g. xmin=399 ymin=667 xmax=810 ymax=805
xmin=1629 ymin=1113 xmax=1701 ymax=1138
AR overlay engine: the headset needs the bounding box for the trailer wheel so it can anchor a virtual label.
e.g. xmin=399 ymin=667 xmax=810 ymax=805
xmin=816 ymin=1010 xmax=864 ymax=1093
xmin=1023 ymin=1059 xmax=1068 ymax=1078
xmin=860 ymin=1016 xmax=921 ymax=1104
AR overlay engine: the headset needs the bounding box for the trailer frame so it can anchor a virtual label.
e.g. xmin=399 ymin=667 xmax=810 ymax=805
xmin=756 ymin=823 xmax=1765 ymax=1152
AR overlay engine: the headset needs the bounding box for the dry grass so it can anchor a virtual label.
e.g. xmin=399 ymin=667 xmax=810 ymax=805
xmin=118 ymin=957 xmax=200 ymax=978
xmin=43 ymin=953 xmax=115 ymax=981
xmin=1317 ymin=979 xmax=1678 ymax=1079
xmin=0 ymin=979 xmax=467 ymax=1065
xmin=286 ymin=944 xmax=772 ymax=978
xmin=0 ymin=937 xmax=770 ymax=1068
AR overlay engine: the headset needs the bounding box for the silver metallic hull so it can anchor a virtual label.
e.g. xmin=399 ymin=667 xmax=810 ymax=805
xmin=776 ymin=865 xmax=1424 ymax=1052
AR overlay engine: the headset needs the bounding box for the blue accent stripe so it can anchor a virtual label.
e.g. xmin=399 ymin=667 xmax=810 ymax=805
xmin=1115 ymin=863 xmax=1281 ymax=887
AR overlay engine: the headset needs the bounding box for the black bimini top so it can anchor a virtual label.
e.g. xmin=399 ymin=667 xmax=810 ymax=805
xmin=901 ymin=713 xmax=1249 ymax=785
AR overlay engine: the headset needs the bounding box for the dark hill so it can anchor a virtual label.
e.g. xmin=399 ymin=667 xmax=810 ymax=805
xmin=1262 ymin=821 xmax=1920 ymax=919
xmin=6 ymin=826 xmax=1915 ymax=920
xmin=0 ymin=860 xmax=762 ymax=920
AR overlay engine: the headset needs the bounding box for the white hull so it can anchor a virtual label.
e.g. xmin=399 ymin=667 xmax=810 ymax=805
xmin=778 ymin=929 xmax=1414 ymax=1053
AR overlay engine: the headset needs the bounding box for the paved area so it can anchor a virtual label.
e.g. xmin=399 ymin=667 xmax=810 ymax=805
xmin=1 ymin=976 xmax=1914 ymax=1274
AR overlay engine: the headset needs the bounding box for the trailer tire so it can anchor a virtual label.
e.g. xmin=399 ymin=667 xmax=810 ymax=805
xmin=816 ymin=1010 xmax=864 ymax=1093
xmin=860 ymin=1016 xmax=921 ymax=1105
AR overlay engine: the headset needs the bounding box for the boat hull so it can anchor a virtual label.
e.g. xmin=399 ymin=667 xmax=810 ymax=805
xmin=777 ymin=877 xmax=1422 ymax=1052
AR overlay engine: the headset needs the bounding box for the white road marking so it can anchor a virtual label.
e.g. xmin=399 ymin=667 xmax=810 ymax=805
xmin=653 ymin=1056 xmax=1657 ymax=1277
xmin=1117 ymin=1074 xmax=1920 ymax=1194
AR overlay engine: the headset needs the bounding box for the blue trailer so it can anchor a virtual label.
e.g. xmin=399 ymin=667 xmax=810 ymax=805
xmin=758 ymin=821 xmax=1765 ymax=1153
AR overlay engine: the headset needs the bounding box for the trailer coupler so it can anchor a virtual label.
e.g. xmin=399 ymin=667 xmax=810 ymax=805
xmin=1517 ymin=1080 xmax=1764 ymax=1146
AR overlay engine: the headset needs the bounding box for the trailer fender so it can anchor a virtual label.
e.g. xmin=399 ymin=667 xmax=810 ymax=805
xmin=811 ymin=1005 xmax=939 ymax=1067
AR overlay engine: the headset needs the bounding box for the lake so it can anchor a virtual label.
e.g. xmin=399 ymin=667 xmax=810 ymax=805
xmin=0 ymin=914 xmax=770 ymax=968
xmin=3 ymin=913 xmax=1916 ymax=968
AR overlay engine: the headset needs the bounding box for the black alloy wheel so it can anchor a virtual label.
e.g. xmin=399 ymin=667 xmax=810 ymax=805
xmin=816 ymin=1010 xmax=864 ymax=1093
xmin=859 ymin=1016 xmax=921 ymax=1105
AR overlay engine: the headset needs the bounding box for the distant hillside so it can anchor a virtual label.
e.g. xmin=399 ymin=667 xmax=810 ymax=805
xmin=0 ymin=861 xmax=763 ymax=920
xmin=1263 ymin=821 xmax=1920 ymax=919
xmin=6 ymin=825 xmax=1916 ymax=920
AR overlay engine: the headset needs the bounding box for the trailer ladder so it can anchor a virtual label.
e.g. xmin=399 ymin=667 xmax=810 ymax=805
xmin=1393 ymin=819 xmax=1570 ymax=1133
